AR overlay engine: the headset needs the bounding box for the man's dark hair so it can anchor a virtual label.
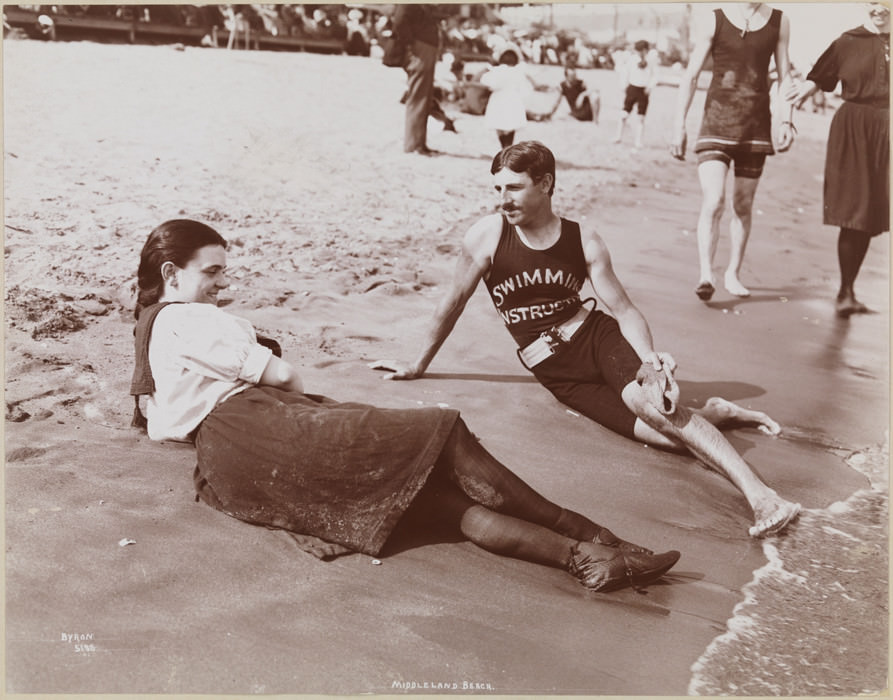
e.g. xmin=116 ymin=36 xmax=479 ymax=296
xmin=634 ymin=39 xmax=650 ymax=52
xmin=490 ymin=140 xmax=556 ymax=196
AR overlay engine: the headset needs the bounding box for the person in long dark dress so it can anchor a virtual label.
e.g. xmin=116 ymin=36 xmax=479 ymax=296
xmin=785 ymin=3 xmax=890 ymax=317
xmin=129 ymin=219 xmax=680 ymax=594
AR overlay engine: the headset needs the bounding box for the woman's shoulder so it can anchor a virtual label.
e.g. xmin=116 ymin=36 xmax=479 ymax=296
xmin=154 ymin=302 xmax=230 ymax=330
xmin=839 ymin=26 xmax=877 ymax=41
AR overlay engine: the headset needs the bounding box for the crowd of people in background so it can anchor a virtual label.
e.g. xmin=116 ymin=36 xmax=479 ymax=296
xmin=6 ymin=3 xmax=681 ymax=67
xmin=8 ymin=4 xmax=384 ymax=53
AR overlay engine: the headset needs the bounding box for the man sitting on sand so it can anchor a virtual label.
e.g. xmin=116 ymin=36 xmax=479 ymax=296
xmin=371 ymin=140 xmax=801 ymax=539
xmin=559 ymin=66 xmax=600 ymax=124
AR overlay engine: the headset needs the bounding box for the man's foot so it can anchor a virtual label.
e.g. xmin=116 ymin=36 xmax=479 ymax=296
xmin=569 ymin=542 xmax=680 ymax=592
xmin=409 ymin=146 xmax=441 ymax=157
xmin=695 ymin=280 xmax=715 ymax=301
xmin=835 ymin=296 xmax=871 ymax=318
xmin=443 ymin=119 xmax=457 ymax=133
xmin=702 ymin=397 xmax=781 ymax=436
xmin=749 ymin=498 xmax=801 ymax=538
xmin=724 ymin=272 xmax=751 ymax=297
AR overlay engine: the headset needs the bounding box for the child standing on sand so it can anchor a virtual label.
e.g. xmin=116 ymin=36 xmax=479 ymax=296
xmin=614 ymin=40 xmax=658 ymax=148
xmin=480 ymin=45 xmax=537 ymax=149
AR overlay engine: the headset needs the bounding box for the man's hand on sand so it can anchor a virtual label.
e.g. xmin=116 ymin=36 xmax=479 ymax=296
xmin=368 ymin=360 xmax=423 ymax=380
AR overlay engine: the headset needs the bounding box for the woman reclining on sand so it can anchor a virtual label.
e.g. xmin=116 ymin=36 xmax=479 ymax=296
xmin=129 ymin=218 xmax=680 ymax=595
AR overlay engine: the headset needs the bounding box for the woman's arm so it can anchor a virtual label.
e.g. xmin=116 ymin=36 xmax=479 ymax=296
xmin=784 ymin=78 xmax=820 ymax=108
xmin=259 ymin=355 xmax=304 ymax=393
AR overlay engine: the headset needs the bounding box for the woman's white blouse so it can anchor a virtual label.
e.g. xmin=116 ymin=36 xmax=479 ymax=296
xmin=146 ymin=303 xmax=273 ymax=441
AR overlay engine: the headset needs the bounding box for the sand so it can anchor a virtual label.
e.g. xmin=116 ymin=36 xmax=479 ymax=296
xmin=3 ymin=37 xmax=889 ymax=695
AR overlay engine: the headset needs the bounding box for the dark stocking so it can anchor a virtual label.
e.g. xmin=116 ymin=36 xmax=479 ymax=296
xmin=432 ymin=419 xmax=608 ymax=541
xmin=408 ymin=475 xmax=576 ymax=567
xmin=399 ymin=419 xmax=628 ymax=568
xmin=836 ymin=227 xmax=872 ymax=315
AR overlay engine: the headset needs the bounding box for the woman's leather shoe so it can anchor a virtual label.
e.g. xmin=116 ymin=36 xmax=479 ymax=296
xmin=569 ymin=542 xmax=680 ymax=593
xmin=592 ymin=525 xmax=653 ymax=554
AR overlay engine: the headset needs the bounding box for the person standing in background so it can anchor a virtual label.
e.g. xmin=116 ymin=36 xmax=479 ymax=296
xmin=480 ymin=45 xmax=533 ymax=149
xmin=785 ymin=3 xmax=889 ymax=317
xmin=670 ymin=4 xmax=796 ymax=302
xmin=613 ymin=40 xmax=656 ymax=147
xmin=392 ymin=4 xmax=441 ymax=155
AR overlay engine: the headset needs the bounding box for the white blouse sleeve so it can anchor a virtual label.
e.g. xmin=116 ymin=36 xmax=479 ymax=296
xmin=154 ymin=304 xmax=272 ymax=384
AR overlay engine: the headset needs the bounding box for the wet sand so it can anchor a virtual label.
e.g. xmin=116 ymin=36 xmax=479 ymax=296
xmin=3 ymin=38 xmax=889 ymax=695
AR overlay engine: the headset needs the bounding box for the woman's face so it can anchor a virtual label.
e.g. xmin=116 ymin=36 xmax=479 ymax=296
xmin=866 ymin=3 xmax=890 ymax=31
xmin=162 ymin=244 xmax=229 ymax=305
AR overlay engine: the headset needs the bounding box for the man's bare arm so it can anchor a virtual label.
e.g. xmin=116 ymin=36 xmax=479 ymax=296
xmin=670 ymin=12 xmax=714 ymax=159
xmin=773 ymin=13 xmax=796 ymax=152
xmin=371 ymin=216 xmax=500 ymax=379
xmin=583 ymin=232 xmax=674 ymax=372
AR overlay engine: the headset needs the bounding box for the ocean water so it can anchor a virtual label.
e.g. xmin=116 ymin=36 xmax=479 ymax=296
xmin=689 ymin=435 xmax=889 ymax=696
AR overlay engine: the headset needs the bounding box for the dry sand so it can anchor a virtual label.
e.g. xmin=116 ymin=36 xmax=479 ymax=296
xmin=3 ymin=37 xmax=889 ymax=695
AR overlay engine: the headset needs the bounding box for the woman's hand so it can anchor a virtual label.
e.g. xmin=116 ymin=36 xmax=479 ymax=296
xmin=783 ymin=78 xmax=818 ymax=109
xmin=260 ymin=355 xmax=304 ymax=393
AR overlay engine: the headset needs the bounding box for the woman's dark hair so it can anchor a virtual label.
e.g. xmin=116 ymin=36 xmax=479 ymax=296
xmin=135 ymin=219 xmax=227 ymax=319
xmin=490 ymin=140 xmax=556 ymax=196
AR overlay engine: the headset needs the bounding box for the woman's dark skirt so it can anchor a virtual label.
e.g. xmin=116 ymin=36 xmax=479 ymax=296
xmin=193 ymin=386 xmax=459 ymax=557
xmin=824 ymin=101 xmax=889 ymax=235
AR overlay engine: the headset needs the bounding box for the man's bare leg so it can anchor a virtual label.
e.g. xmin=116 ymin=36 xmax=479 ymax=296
xmin=696 ymin=396 xmax=780 ymax=435
xmin=613 ymin=111 xmax=628 ymax=143
xmin=622 ymin=382 xmax=800 ymax=537
xmin=725 ymin=175 xmax=760 ymax=297
xmin=633 ymin=114 xmax=645 ymax=148
xmin=695 ymin=160 xmax=729 ymax=299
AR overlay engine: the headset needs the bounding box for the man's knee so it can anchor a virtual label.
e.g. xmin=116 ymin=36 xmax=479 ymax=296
xmin=701 ymin=189 xmax=725 ymax=215
xmin=732 ymin=187 xmax=758 ymax=218
xmin=624 ymin=382 xmax=691 ymax=432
